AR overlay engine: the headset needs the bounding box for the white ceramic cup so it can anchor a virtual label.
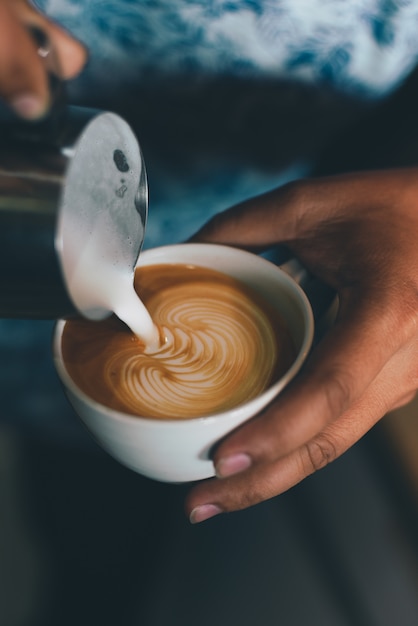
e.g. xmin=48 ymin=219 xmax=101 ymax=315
xmin=53 ymin=243 xmax=314 ymax=483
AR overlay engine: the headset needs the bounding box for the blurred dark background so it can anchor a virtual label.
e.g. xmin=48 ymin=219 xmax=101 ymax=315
xmin=1 ymin=397 xmax=418 ymax=626
xmin=2 ymin=63 xmax=418 ymax=626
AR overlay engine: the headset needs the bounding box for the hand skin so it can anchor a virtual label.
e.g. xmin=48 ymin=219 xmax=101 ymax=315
xmin=0 ymin=0 xmax=86 ymax=119
xmin=186 ymin=168 xmax=418 ymax=524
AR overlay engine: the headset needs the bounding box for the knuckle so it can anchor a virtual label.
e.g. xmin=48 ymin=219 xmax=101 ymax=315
xmin=392 ymin=390 xmax=417 ymax=410
xmin=376 ymin=281 xmax=418 ymax=347
xmin=230 ymin=480 xmax=270 ymax=512
xmin=223 ymin=471 xmax=279 ymax=512
xmin=237 ymin=490 xmax=261 ymax=512
xmin=322 ymin=368 xmax=354 ymax=418
xmin=279 ymin=180 xmax=310 ymax=229
xmin=396 ymin=286 xmax=418 ymax=341
xmin=303 ymin=434 xmax=338 ymax=474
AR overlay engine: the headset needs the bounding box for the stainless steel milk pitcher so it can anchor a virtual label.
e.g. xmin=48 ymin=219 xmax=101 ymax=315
xmin=0 ymin=104 xmax=148 ymax=319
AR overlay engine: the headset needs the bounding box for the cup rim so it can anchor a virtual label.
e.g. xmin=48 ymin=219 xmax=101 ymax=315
xmin=53 ymin=243 xmax=314 ymax=426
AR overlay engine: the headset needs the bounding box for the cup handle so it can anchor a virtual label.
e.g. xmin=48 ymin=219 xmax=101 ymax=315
xmin=279 ymin=257 xmax=337 ymax=335
xmin=279 ymin=257 xmax=310 ymax=288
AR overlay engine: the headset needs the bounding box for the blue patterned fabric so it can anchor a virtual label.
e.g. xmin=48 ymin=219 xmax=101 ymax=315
xmin=3 ymin=1 xmax=418 ymax=440
xmin=36 ymin=0 xmax=418 ymax=97
xmin=33 ymin=1 xmax=418 ymax=246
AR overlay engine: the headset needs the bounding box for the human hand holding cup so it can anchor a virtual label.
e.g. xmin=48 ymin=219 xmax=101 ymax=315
xmin=53 ymin=243 xmax=314 ymax=483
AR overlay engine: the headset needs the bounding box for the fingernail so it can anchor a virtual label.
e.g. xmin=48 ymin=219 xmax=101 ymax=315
xmin=189 ymin=504 xmax=222 ymax=524
xmin=10 ymin=94 xmax=46 ymax=120
xmin=216 ymin=453 xmax=252 ymax=478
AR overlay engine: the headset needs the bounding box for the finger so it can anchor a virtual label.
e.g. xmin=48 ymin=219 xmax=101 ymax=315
xmin=187 ymin=345 xmax=412 ymax=521
xmin=0 ymin=3 xmax=49 ymax=118
xmin=190 ymin=170 xmax=418 ymax=255
xmin=189 ymin=175 xmax=361 ymax=248
xmin=0 ymin=1 xmax=87 ymax=119
xmin=187 ymin=398 xmax=380 ymax=521
xmin=210 ymin=293 xmax=406 ymax=475
xmin=27 ymin=18 xmax=88 ymax=81
xmin=391 ymin=390 xmax=416 ymax=410
xmin=190 ymin=183 xmax=305 ymax=249
xmin=14 ymin=0 xmax=87 ymax=80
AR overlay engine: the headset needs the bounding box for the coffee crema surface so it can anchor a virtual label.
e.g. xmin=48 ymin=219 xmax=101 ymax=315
xmin=62 ymin=264 xmax=296 ymax=420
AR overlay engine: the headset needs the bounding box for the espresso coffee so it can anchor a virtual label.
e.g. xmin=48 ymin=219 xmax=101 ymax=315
xmin=62 ymin=264 xmax=296 ymax=420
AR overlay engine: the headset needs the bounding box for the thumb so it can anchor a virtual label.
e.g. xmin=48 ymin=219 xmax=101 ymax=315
xmin=190 ymin=183 xmax=306 ymax=249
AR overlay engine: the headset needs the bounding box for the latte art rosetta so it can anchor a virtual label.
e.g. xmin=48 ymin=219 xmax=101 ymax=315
xmin=108 ymin=282 xmax=279 ymax=418
xmin=62 ymin=264 xmax=295 ymax=419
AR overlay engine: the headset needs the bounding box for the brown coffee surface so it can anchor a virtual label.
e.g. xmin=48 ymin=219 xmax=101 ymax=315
xmin=62 ymin=264 xmax=296 ymax=419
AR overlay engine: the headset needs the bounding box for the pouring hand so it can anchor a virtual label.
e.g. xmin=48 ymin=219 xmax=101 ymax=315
xmin=0 ymin=0 xmax=86 ymax=119
xmin=186 ymin=168 xmax=418 ymax=523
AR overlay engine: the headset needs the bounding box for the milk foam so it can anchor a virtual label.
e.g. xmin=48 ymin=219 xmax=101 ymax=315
xmin=105 ymin=284 xmax=279 ymax=418
xmin=62 ymin=265 xmax=296 ymax=420
xmin=110 ymin=273 xmax=160 ymax=351
xmin=66 ymin=234 xmax=159 ymax=349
